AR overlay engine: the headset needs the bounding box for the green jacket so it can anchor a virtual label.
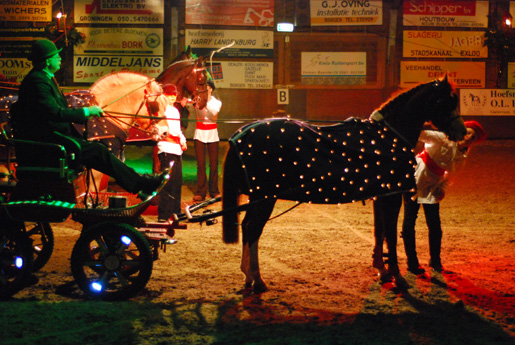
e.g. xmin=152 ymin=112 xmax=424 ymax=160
xmin=12 ymin=69 xmax=87 ymax=142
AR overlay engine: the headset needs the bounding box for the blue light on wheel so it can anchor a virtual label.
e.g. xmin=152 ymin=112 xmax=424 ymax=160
xmin=121 ymin=236 xmax=131 ymax=246
xmin=91 ymin=282 xmax=103 ymax=292
xmin=15 ymin=257 xmax=23 ymax=268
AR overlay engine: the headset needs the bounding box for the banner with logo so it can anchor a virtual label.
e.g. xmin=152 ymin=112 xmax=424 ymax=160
xmin=75 ymin=0 xmax=164 ymax=24
xmin=207 ymin=61 xmax=273 ymax=89
xmin=403 ymin=0 xmax=488 ymax=28
xmin=186 ymin=29 xmax=274 ymax=58
xmin=400 ymin=61 xmax=485 ymax=88
xmin=310 ymin=0 xmax=383 ymax=26
xmin=0 ymin=0 xmax=51 ymax=22
xmin=460 ymin=89 xmax=515 ymax=116
xmin=185 ymin=0 xmax=274 ymax=27
xmin=301 ymin=52 xmax=366 ymax=85
xmin=73 ymin=27 xmax=163 ymax=83
xmin=403 ymin=30 xmax=487 ymax=58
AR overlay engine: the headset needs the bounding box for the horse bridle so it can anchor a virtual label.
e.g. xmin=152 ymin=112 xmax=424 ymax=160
xmin=185 ymin=65 xmax=209 ymax=107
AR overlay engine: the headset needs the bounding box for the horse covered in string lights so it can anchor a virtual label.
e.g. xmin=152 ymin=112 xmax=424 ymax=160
xmin=221 ymin=76 xmax=466 ymax=292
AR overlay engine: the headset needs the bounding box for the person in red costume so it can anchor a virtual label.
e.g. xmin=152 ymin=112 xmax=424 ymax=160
xmin=156 ymin=84 xmax=188 ymax=222
xmin=402 ymin=121 xmax=487 ymax=273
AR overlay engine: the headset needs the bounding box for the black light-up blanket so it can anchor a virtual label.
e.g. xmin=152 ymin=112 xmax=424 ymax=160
xmin=229 ymin=118 xmax=416 ymax=204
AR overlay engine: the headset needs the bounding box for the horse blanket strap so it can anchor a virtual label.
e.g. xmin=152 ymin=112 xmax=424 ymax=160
xmin=196 ymin=122 xmax=217 ymax=130
xmin=417 ymin=149 xmax=446 ymax=176
xmin=230 ymin=118 xmax=416 ymax=204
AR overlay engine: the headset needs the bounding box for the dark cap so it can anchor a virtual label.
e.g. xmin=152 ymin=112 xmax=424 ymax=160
xmin=207 ymin=79 xmax=215 ymax=90
xmin=28 ymin=39 xmax=62 ymax=62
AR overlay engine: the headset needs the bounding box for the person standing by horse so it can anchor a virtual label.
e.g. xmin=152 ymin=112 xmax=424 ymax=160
xmin=402 ymin=121 xmax=487 ymax=274
xmin=191 ymin=79 xmax=221 ymax=201
xmin=10 ymin=39 xmax=165 ymax=195
xmin=156 ymin=84 xmax=188 ymax=222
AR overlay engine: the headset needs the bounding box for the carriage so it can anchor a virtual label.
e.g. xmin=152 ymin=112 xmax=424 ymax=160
xmin=0 ymin=49 xmax=218 ymax=301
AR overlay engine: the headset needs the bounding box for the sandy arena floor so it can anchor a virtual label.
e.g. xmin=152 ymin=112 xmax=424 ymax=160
xmin=1 ymin=140 xmax=514 ymax=345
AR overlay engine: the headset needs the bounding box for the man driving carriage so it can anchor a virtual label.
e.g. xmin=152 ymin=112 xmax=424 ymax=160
xmin=9 ymin=39 xmax=164 ymax=195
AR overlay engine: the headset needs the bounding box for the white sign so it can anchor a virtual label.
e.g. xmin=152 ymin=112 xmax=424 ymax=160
xmin=208 ymin=61 xmax=273 ymax=89
xmin=403 ymin=0 xmax=488 ymax=28
xmin=73 ymin=27 xmax=163 ymax=83
xmin=75 ymin=0 xmax=164 ymax=24
xmin=277 ymin=89 xmax=289 ymax=105
xmin=185 ymin=29 xmax=274 ymax=58
xmin=310 ymin=0 xmax=383 ymax=26
xmin=301 ymin=52 xmax=366 ymax=85
xmin=461 ymin=89 xmax=515 ymax=116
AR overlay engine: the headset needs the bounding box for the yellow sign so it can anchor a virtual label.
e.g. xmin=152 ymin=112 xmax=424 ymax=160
xmin=0 ymin=0 xmax=51 ymax=22
xmin=400 ymin=61 xmax=485 ymax=88
xmin=403 ymin=31 xmax=487 ymax=58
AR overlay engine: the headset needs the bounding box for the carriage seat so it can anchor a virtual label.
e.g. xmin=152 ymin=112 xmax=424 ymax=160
xmin=13 ymin=131 xmax=83 ymax=182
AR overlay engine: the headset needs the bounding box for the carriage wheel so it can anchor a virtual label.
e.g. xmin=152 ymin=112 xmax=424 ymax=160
xmin=0 ymin=228 xmax=34 ymax=299
xmin=25 ymin=222 xmax=54 ymax=272
xmin=71 ymin=222 xmax=153 ymax=301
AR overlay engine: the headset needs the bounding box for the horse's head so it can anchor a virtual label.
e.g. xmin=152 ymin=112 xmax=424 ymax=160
xmin=184 ymin=57 xmax=209 ymax=109
xmin=422 ymin=75 xmax=466 ymax=141
xmin=377 ymin=75 xmax=466 ymax=145
xmin=156 ymin=56 xmax=210 ymax=110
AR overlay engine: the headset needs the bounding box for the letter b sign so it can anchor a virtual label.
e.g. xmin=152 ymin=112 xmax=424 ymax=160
xmin=277 ymin=89 xmax=289 ymax=105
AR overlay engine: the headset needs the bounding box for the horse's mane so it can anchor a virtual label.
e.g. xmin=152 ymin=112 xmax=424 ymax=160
xmin=91 ymin=71 xmax=163 ymax=111
xmin=376 ymin=82 xmax=430 ymax=117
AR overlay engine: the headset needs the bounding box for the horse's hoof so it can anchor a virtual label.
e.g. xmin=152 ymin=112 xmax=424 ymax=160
xmin=378 ymin=267 xmax=393 ymax=283
xmin=394 ymin=274 xmax=410 ymax=290
xmin=253 ymin=282 xmax=268 ymax=294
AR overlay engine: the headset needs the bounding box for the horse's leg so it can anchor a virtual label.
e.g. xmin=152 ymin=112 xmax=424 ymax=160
xmin=241 ymin=199 xmax=276 ymax=293
xmin=374 ymin=194 xmax=409 ymax=289
xmin=372 ymin=200 xmax=390 ymax=282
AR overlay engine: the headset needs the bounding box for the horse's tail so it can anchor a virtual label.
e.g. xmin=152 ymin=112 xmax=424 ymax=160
xmin=222 ymin=145 xmax=241 ymax=244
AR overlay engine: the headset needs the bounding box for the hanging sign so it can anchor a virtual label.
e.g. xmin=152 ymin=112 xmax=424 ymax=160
xmin=403 ymin=0 xmax=488 ymax=28
xmin=400 ymin=61 xmax=485 ymax=88
xmin=73 ymin=27 xmax=163 ymax=83
xmin=75 ymin=0 xmax=164 ymax=24
xmin=207 ymin=61 xmax=273 ymax=89
xmin=460 ymin=89 xmax=515 ymax=116
xmin=301 ymin=52 xmax=366 ymax=85
xmin=185 ymin=29 xmax=274 ymax=58
xmin=310 ymin=0 xmax=383 ymax=26
xmin=403 ymin=30 xmax=487 ymax=58
xmin=0 ymin=0 xmax=51 ymax=22
xmin=185 ymin=0 xmax=274 ymax=27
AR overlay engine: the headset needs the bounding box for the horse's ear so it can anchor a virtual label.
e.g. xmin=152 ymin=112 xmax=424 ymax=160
xmin=185 ymin=46 xmax=191 ymax=56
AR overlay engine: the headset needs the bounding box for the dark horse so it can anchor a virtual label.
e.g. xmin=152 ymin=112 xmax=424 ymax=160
xmin=221 ymin=76 xmax=466 ymax=292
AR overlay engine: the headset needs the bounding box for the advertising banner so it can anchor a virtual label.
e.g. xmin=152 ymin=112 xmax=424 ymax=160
xmin=0 ymin=0 xmax=51 ymax=22
xmin=403 ymin=30 xmax=487 ymax=58
xmin=73 ymin=27 xmax=163 ymax=83
xmin=301 ymin=52 xmax=366 ymax=85
xmin=400 ymin=61 xmax=485 ymax=88
xmin=207 ymin=61 xmax=273 ymax=89
xmin=186 ymin=29 xmax=274 ymax=58
xmin=403 ymin=0 xmax=488 ymax=28
xmin=185 ymin=0 xmax=274 ymax=27
xmin=310 ymin=0 xmax=383 ymax=26
xmin=75 ymin=0 xmax=164 ymax=24
xmin=460 ymin=89 xmax=515 ymax=116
